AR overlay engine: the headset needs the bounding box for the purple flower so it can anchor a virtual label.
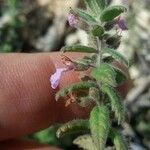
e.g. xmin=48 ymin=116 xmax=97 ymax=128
xmin=68 ymin=13 xmax=78 ymax=27
xmin=50 ymin=61 xmax=75 ymax=89
xmin=50 ymin=68 xmax=67 ymax=89
xmin=117 ymin=17 xmax=128 ymax=31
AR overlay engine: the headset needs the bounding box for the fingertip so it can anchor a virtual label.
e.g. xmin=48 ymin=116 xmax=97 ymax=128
xmin=0 ymin=53 xmax=58 ymax=140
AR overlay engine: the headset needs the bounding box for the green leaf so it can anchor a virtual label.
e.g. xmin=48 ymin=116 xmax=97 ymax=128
xmin=91 ymin=63 xmax=117 ymax=87
xmin=90 ymin=106 xmax=110 ymax=150
xmin=75 ymin=8 xmax=97 ymax=23
xmin=109 ymin=128 xmax=129 ymax=150
xmin=103 ymin=48 xmax=129 ymax=66
xmin=56 ymin=119 xmax=89 ymax=138
xmin=61 ymin=45 xmax=97 ymax=53
xmin=74 ymin=63 xmax=90 ymax=71
xmin=104 ymin=20 xmax=117 ymax=31
xmin=100 ymin=5 xmax=127 ymax=22
xmin=73 ymin=134 xmax=97 ymax=150
xmin=102 ymin=55 xmax=114 ymax=63
xmin=101 ymin=84 xmax=125 ymax=124
xmin=55 ymin=81 xmax=98 ymax=101
xmin=106 ymin=35 xmax=121 ymax=49
xmin=74 ymin=61 xmax=90 ymax=71
xmin=95 ymin=0 xmax=106 ymax=10
xmin=74 ymin=56 xmax=94 ymax=71
xmin=91 ymin=25 xmax=104 ymax=37
xmin=112 ymin=66 xmax=127 ymax=85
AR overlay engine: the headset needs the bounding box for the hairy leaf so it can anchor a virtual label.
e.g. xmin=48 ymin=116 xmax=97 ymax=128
xmin=101 ymin=84 xmax=125 ymax=124
xmin=103 ymin=48 xmax=129 ymax=66
xmin=91 ymin=25 xmax=104 ymax=37
xmin=75 ymin=8 xmax=97 ymax=23
xmin=90 ymin=106 xmax=110 ymax=150
xmin=102 ymin=55 xmax=114 ymax=63
xmin=106 ymin=35 xmax=121 ymax=49
xmin=104 ymin=19 xmax=117 ymax=31
xmin=112 ymin=66 xmax=127 ymax=85
xmin=109 ymin=128 xmax=129 ymax=150
xmin=73 ymin=134 xmax=97 ymax=150
xmin=74 ymin=56 xmax=94 ymax=71
xmin=56 ymin=119 xmax=89 ymax=138
xmin=83 ymin=0 xmax=100 ymax=14
xmin=95 ymin=0 xmax=106 ymax=10
xmin=74 ymin=60 xmax=90 ymax=71
xmin=61 ymin=45 xmax=97 ymax=53
xmin=91 ymin=63 xmax=117 ymax=87
xmin=100 ymin=5 xmax=127 ymax=22
xmin=55 ymin=81 xmax=98 ymax=101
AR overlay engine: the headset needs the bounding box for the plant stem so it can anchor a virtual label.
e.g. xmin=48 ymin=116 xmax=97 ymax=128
xmin=96 ymin=37 xmax=103 ymax=106
xmin=96 ymin=37 xmax=102 ymax=67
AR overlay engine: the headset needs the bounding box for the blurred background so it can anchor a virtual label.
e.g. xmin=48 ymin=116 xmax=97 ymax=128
xmin=0 ymin=0 xmax=149 ymax=149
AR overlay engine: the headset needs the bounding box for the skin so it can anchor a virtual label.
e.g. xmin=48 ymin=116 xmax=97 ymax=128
xmin=0 ymin=53 xmax=131 ymax=149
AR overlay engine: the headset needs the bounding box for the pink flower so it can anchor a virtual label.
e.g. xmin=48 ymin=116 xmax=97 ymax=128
xmin=50 ymin=61 xmax=75 ymax=89
xmin=50 ymin=68 xmax=67 ymax=89
xmin=117 ymin=17 xmax=128 ymax=31
xmin=68 ymin=13 xmax=78 ymax=27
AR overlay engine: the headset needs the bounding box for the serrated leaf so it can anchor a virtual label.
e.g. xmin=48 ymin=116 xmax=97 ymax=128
xmin=61 ymin=45 xmax=97 ymax=53
xmin=56 ymin=119 xmax=89 ymax=138
xmin=95 ymin=0 xmax=106 ymax=10
xmin=100 ymin=5 xmax=127 ymax=22
xmin=73 ymin=134 xmax=97 ymax=150
xmin=91 ymin=63 xmax=117 ymax=87
xmin=75 ymin=8 xmax=97 ymax=23
xmin=90 ymin=106 xmax=110 ymax=150
xmin=55 ymin=81 xmax=97 ymax=101
xmin=103 ymin=48 xmax=129 ymax=66
xmin=109 ymin=128 xmax=129 ymax=150
xmin=91 ymin=25 xmax=104 ymax=37
xmin=101 ymin=84 xmax=125 ymax=124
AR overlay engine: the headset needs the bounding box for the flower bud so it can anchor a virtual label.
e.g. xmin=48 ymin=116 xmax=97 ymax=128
xmin=117 ymin=17 xmax=128 ymax=31
xmin=68 ymin=13 xmax=78 ymax=27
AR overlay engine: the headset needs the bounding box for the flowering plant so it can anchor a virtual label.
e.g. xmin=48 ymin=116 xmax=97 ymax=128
xmin=50 ymin=0 xmax=129 ymax=149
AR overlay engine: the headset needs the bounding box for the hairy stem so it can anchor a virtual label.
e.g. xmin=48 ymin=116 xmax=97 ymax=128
xmin=96 ymin=37 xmax=102 ymax=67
xmin=96 ymin=37 xmax=103 ymax=105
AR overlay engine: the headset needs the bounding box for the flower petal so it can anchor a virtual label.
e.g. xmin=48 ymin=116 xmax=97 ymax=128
xmin=50 ymin=68 xmax=66 ymax=89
